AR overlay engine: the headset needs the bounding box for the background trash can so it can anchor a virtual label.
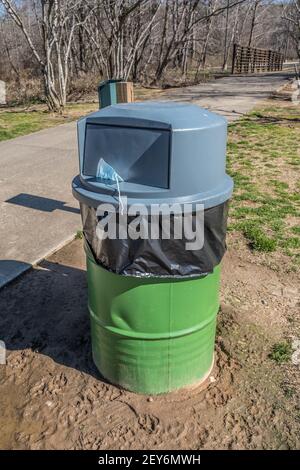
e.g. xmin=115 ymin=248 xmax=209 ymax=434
xmin=98 ymin=79 xmax=123 ymax=108
xmin=116 ymin=81 xmax=134 ymax=104
xmin=72 ymin=102 xmax=233 ymax=394
xmin=98 ymin=79 xmax=134 ymax=108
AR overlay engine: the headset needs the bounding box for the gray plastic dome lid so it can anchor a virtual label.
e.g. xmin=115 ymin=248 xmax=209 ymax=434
xmin=73 ymin=101 xmax=233 ymax=211
xmin=88 ymin=101 xmax=226 ymax=130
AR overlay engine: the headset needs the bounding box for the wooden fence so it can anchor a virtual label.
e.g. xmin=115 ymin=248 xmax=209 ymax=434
xmin=231 ymin=44 xmax=284 ymax=74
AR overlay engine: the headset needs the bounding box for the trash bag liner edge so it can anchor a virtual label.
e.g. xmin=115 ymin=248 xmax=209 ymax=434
xmin=80 ymin=201 xmax=229 ymax=279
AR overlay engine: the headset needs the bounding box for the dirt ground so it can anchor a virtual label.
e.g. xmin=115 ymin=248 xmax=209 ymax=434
xmin=0 ymin=233 xmax=299 ymax=450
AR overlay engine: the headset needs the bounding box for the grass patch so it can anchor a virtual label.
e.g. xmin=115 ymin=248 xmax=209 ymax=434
xmin=75 ymin=230 xmax=83 ymax=240
xmin=0 ymin=102 xmax=98 ymax=142
xmin=269 ymin=341 xmax=292 ymax=364
xmin=227 ymin=101 xmax=300 ymax=267
xmin=242 ymin=223 xmax=277 ymax=252
xmin=0 ymin=111 xmax=64 ymax=141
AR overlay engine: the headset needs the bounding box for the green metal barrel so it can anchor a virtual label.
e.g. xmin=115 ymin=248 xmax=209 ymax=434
xmin=86 ymin=246 xmax=220 ymax=395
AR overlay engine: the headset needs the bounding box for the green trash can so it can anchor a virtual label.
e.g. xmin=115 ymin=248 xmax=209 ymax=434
xmin=72 ymin=102 xmax=233 ymax=394
xmin=98 ymin=79 xmax=123 ymax=109
xmin=87 ymin=242 xmax=220 ymax=394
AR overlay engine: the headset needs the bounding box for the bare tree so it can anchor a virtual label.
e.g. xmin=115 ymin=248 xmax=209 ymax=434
xmin=0 ymin=0 xmax=296 ymax=107
xmin=82 ymin=0 xmax=160 ymax=81
xmin=247 ymin=0 xmax=260 ymax=47
xmin=193 ymin=0 xmax=220 ymax=75
xmin=282 ymin=0 xmax=300 ymax=59
xmin=0 ymin=0 xmax=90 ymax=110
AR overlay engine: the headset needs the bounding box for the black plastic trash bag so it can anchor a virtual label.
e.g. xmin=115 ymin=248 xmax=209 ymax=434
xmin=80 ymin=201 xmax=229 ymax=279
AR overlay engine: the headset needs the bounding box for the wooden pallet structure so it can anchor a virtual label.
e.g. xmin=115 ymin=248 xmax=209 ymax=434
xmin=231 ymin=44 xmax=284 ymax=74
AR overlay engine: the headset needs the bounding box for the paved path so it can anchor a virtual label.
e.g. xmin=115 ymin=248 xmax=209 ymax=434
xmin=0 ymin=72 xmax=292 ymax=287
xmin=0 ymin=123 xmax=79 ymax=287
xmin=163 ymin=71 xmax=292 ymax=121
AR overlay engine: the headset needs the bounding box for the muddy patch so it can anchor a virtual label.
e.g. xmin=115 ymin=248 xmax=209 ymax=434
xmin=0 ymin=239 xmax=299 ymax=449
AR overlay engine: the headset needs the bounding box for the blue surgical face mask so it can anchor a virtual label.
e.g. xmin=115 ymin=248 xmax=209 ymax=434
xmin=96 ymin=158 xmax=124 ymax=183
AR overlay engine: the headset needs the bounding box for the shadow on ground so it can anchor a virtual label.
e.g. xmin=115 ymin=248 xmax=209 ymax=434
xmin=0 ymin=258 xmax=99 ymax=379
xmin=0 ymin=260 xmax=32 ymax=289
xmin=5 ymin=193 xmax=80 ymax=214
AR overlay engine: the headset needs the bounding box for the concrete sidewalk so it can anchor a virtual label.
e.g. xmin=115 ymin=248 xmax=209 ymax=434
xmin=0 ymin=122 xmax=79 ymax=287
xmin=0 ymin=72 xmax=292 ymax=287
